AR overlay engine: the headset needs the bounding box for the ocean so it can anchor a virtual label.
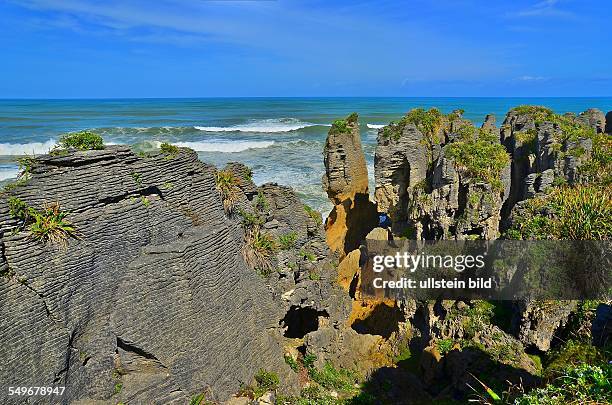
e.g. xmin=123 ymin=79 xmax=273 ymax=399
xmin=1 ymin=97 xmax=611 ymax=214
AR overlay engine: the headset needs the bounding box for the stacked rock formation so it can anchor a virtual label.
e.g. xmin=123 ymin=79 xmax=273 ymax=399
xmin=375 ymin=109 xmax=511 ymax=240
xmin=0 ymin=146 xmax=350 ymax=404
xmin=322 ymin=113 xmax=378 ymax=257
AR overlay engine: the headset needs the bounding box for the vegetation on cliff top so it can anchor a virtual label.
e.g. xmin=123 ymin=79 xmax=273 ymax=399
xmin=330 ymin=112 xmax=359 ymax=135
xmin=444 ymin=126 xmax=510 ymax=190
xmin=159 ymin=142 xmax=179 ymax=158
xmin=512 ymin=104 xmax=598 ymax=143
xmin=57 ymin=130 xmax=104 ymax=151
xmin=382 ymin=107 xmax=444 ymax=144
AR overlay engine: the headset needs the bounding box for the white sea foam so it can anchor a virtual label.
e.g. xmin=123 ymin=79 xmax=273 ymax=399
xmin=0 ymin=139 xmax=57 ymax=156
xmin=0 ymin=167 xmax=19 ymax=181
xmin=195 ymin=118 xmax=323 ymax=133
xmin=367 ymin=124 xmax=386 ymax=129
xmin=175 ymin=140 xmax=275 ymax=153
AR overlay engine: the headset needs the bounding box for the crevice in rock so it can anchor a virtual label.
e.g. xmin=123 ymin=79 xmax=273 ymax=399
xmin=116 ymin=337 xmax=167 ymax=368
xmin=455 ymin=181 xmax=469 ymax=221
xmin=280 ymin=306 xmax=329 ymax=338
xmin=351 ymin=302 xmax=405 ymax=339
xmin=19 ymin=280 xmax=62 ymax=324
xmin=98 ymin=185 xmax=164 ymax=207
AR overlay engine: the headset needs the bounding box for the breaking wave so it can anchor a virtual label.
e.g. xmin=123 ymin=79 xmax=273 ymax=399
xmin=0 ymin=139 xmax=57 ymax=156
xmin=195 ymin=118 xmax=326 ymax=133
xmin=175 ymin=140 xmax=275 ymax=153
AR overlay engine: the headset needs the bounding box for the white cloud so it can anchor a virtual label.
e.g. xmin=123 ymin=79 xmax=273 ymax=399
xmin=510 ymin=0 xmax=575 ymax=18
xmin=516 ymin=75 xmax=549 ymax=81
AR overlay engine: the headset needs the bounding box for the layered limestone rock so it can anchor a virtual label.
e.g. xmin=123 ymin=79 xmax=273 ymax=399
xmin=0 ymin=146 xmax=346 ymax=404
xmin=512 ymin=301 xmax=578 ymax=351
xmin=375 ymin=109 xmax=510 ymax=240
xmin=500 ymin=106 xmax=599 ymax=217
xmin=322 ymin=113 xmax=377 ymax=257
xmin=578 ymin=108 xmax=606 ymax=134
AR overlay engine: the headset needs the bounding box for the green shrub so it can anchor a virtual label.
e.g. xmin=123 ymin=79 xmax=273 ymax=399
xmin=131 ymin=172 xmax=142 ymax=186
xmin=254 ymin=369 xmax=279 ymax=397
xmin=254 ymin=190 xmax=269 ymax=212
xmin=436 ymin=339 xmax=454 ymax=355
xmin=278 ymin=231 xmax=298 ymax=250
xmin=8 ymin=198 xmax=77 ymax=244
xmin=57 ymin=131 xmax=104 ymax=151
xmin=544 ymin=340 xmax=606 ymax=379
xmin=515 ymin=129 xmax=538 ymax=154
xmin=515 ymin=363 xmax=611 ymax=404
xmin=8 ymin=196 xmax=29 ymax=221
xmin=17 ymin=156 xmax=36 ymax=179
xmin=445 ymin=129 xmax=510 ymax=191
xmin=252 ymin=231 xmax=277 ymax=253
xmin=309 ymin=362 xmax=359 ymax=393
xmin=238 ymin=209 xmax=264 ymax=229
xmin=511 ymin=105 xmax=553 ymax=120
xmin=330 ymin=113 xmax=358 ymax=135
xmin=308 ymin=271 xmax=321 ymax=280
xmin=461 ymin=301 xmax=495 ymax=338
xmin=284 ymin=355 xmax=299 ymax=372
xmin=509 ymin=185 xmax=612 ymax=240
xmin=548 ymin=185 xmax=611 ymax=240
xmin=303 ymin=353 xmax=317 ymax=369
xmin=578 ymin=132 xmax=611 ymax=187
xmin=382 ymin=107 xmax=444 ymax=144
xmin=299 ymin=249 xmax=317 ymax=262
xmin=159 ymin=142 xmax=179 ymax=157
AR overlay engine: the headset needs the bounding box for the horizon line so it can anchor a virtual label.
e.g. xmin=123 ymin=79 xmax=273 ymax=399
xmin=1 ymin=96 xmax=611 ymax=101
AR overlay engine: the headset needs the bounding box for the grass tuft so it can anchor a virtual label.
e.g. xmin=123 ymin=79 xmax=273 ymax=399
xmin=215 ymin=169 xmax=241 ymax=215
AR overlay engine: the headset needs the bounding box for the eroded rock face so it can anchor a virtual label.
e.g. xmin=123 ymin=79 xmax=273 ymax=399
xmin=578 ymin=108 xmax=606 ymax=134
xmin=323 ymin=113 xmax=377 ymax=256
xmin=374 ymin=123 xmax=428 ymax=230
xmin=0 ymin=147 xmax=305 ymax=404
xmin=323 ymin=113 xmax=369 ymax=204
xmin=512 ymin=301 xmax=578 ymax=351
xmin=375 ymin=112 xmax=510 ymax=240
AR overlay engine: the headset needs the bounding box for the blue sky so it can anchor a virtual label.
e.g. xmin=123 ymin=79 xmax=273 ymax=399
xmin=0 ymin=0 xmax=610 ymax=97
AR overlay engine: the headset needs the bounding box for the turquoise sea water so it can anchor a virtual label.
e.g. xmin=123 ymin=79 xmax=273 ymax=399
xmin=1 ymin=97 xmax=611 ymax=213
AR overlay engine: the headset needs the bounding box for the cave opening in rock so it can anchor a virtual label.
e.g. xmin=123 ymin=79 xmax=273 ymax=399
xmin=281 ymin=306 xmax=329 ymax=338
xmin=351 ymin=302 xmax=406 ymax=339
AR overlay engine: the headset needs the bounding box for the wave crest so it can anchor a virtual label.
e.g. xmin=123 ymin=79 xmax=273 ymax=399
xmin=175 ymin=140 xmax=275 ymax=153
xmin=195 ymin=118 xmax=324 ymax=133
xmin=367 ymin=123 xmax=386 ymax=129
xmin=0 ymin=139 xmax=56 ymax=156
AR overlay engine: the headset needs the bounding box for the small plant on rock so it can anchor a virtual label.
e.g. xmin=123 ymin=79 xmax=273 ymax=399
xmin=303 ymin=204 xmax=322 ymax=226
xmin=242 ymin=230 xmax=277 ymax=276
xmin=28 ymin=202 xmax=78 ymax=245
xmin=278 ymin=231 xmax=298 ymax=250
xmin=159 ymin=142 xmax=179 ymax=158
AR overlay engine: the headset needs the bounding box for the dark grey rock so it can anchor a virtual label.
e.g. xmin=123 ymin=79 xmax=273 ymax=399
xmin=0 ymin=147 xmax=299 ymax=404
